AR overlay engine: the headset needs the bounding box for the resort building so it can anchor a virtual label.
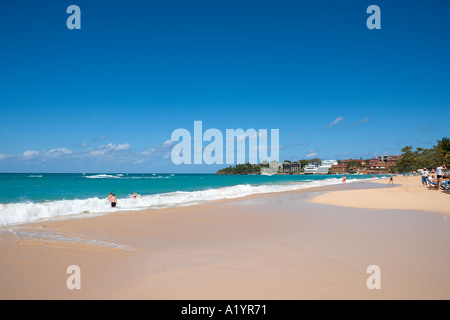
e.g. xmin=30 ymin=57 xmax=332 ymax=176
xmin=282 ymin=161 xmax=292 ymax=173
xmin=304 ymin=163 xmax=319 ymax=174
xmin=342 ymin=159 xmax=366 ymax=166
xmin=330 ymin=164 xmax=347 ymax=174
xmin=317 ymin=160 xmax=338 ymax=174
xmin=330 ymin=159 xmax=366 ymax=174
xmin=331 ymin=155 xmax=402 ymax=174
xmin=276 ymin=154 xmax=402 ymax=175
xmin=291 ymin=161 xmax=300 ymax=173
xmin=375 ymin=155 xmax=401 ymax=169
xmin=362 ymin=155 xmax=402 ymax=174
xmin=385 ymin=155 xmax=401 ymax=168
xmin=281 ymin=161 xmax=300 ymax=174
xmin=261 ymin=160 xmax=281 ymax=176
xmin=362 ymin=159 xmax=387 ymax=174
xmin=376 ymin=155 xmax=389 ymax=162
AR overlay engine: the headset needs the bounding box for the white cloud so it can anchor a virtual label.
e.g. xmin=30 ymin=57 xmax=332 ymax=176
xmin=105 ymin=143 xmax=131 ymax=151
xmin=140 ymin=148 xmax=156 ymax=156
xmin=80 ymin=142 xmax=89 ymax=147
xmin=329 ymin=116 xmax=343 ymax=128
xmin=133 ymin=159 xmax=146 ymax=164
xmin=88 ymin=149 xmax=106 ymax=157
xmin=140 ymin=140 xmax=174 ymax=158
xmin=0 ymin=153 xmax=9 ymax=160
xmin=93 ymin=136 xmax=108 ymax=141
xmin=47 ymin=148 xmax=73 ymax=156
xmin=88 ymin=143 xmax=131 ymax=157
xmin=307 ymin=152 xmax=318 ymax=158
xmin=135 ymin=141 xmax=176 ymax=164
xmin=162 ymin=140 xmax=173 ymax=147
xmin=22 ymin=150 xmax=40 ymax=158
xmin=354 ymin=117 xmax=370 ymax=125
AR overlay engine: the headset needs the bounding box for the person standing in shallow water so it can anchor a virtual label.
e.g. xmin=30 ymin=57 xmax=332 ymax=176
xmin=389 ymin=174 xmax=394 ymax=185
xmin=132 ymin=192 xmax=140 ymax=199
xmin=342 ymin=176 xmax=347 ymax=184
xmin=109 ymin=194 xmax=117 ymax=208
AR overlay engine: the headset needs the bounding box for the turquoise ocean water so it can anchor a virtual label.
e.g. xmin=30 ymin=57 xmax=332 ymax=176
xmin=0 ymin=173 xmax=385 ymax=226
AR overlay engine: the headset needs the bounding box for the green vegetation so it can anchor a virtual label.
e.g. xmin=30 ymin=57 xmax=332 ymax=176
xmin=216 ymin=163 xmax=261 ymax=175
xmin=309 ymin=158 xmax=322 ymax=166
xmin=298 ymin=160 xmax=310 ymax=168
xmin=395 ymin=137 xmax=449 ymax=173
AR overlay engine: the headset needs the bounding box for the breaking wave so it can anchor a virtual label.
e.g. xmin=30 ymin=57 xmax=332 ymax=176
xmin=0 ymin=177 xmax=372 ymax=226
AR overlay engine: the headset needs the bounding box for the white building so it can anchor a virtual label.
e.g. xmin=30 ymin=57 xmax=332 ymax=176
xmin=304 ymin=163 xmax=319 ymax=174
xmin=376 ymin=155 xmax=389 ymax=162
xmin=261 ymin=160 xmax=281 ymax=176
xmin=317 ymin=160 xmax=338 ymax=174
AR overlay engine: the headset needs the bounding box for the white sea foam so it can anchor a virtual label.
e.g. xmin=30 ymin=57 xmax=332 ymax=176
xmin=28 ymin=175 xmax=43 ymax=178
xmin=84 ymin=174 xmax=120 ymax=179
xmin=84 ymin=174 xmax=170 ymax=179
xmin=0 ymin=177 xmax=374 ymax=227
xmin=129 ymin=176 xmax=171 ymax=179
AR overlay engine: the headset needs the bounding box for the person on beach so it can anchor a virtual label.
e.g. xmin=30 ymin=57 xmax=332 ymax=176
xmin=428 ymin=175 xmax=437 ymax=185
xmin=132 ymin=192 xmax=140 ymax=199
xmin=389 ymin=174 xmax=394 ymax=185
xmin=441 ymin=178 xmax=449 ymax=188
xmin=342 ymin=175 xmax=347 ymax=184
xmin=421 ymin=168 xmax=429 ymax=186
xmin=436 ymin=164 xmax=446 ymax=190
xmin=109 ymin=194 xmax=117 ymax=208
xmin=106 ymin=193 xmax=113 ymax=201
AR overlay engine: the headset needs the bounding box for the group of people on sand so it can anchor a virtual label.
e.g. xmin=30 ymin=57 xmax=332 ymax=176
xmin=421 ymin=164 xmax=448 ymax=190
xmin=106 ymin=192 xmax=141 ymax=208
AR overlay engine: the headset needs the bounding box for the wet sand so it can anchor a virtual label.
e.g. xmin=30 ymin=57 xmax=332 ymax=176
xmin=1 ymin=179 xmax=449 ymax=300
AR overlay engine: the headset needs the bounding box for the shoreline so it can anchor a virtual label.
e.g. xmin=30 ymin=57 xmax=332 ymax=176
xmin=1 ymin=180 xmax=380 ymax=237
xmin=1 ymin=176 xmax=449 ymax=299
xmin=0 ymin=175 xmax=384 ymax=229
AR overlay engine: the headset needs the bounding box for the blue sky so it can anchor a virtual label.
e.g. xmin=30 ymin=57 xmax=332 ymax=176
xmin=0 ymin=0 xmax=449 ymax=173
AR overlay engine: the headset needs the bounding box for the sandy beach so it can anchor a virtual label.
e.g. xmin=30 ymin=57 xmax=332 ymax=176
xmin=310 ymin=175 xmax=450 ymax=215
xmin=0 ymin=176 xmax=449 ymax=300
